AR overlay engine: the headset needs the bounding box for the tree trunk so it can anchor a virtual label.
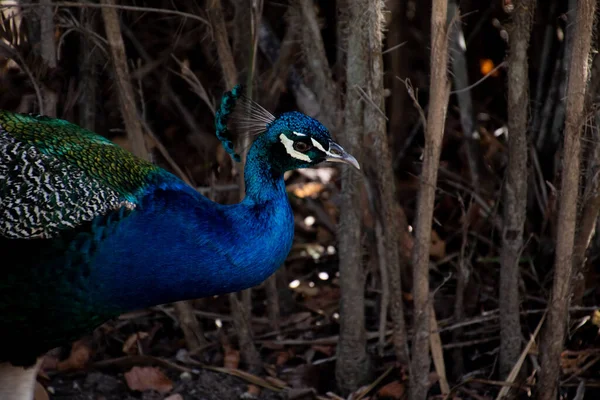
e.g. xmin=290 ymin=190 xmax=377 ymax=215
xmin=499 ymin=0 xmax=535 ymax=379
xmin=409 ymin=0 xmax=450 ymax=399
xmin=335 ymin=0 xmax=390 ymax=394
xmin=538 ymin=1 xmax=596 ymax=399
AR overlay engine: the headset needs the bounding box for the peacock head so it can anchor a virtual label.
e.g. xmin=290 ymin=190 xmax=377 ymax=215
xmin=215 ymin=85 xmax=359 ymax=172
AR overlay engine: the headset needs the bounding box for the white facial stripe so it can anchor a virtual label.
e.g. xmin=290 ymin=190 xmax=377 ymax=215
xmin=310 ymin=138 xmax=327 ymax=153
xmin=279 ymin=134 xmax=311 ymax=162
xmin=293 ymin=131 xmax=307 ymax=137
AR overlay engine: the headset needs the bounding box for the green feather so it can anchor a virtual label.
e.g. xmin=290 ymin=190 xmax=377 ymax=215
xmin=0 ymin=110 xmax=160 ymax=199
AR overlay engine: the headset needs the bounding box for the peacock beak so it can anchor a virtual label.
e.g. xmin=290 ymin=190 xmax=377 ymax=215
xmin=325 ymin=142 xmax=360 ymax=170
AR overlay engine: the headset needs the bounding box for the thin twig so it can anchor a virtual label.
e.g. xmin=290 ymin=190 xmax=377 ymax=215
xmin=496 ymin=313 xmax=546 ymax=400
xmin=101 ymin=0 xmax=147 ymax=159
xmin=450 ymin=61 xmax=506 ymax=95
xmin=207 ymin=0 xmax=237 ymax=89
xmin=1 ymin=1 xmax=209 ymax=26
xmin=398 ymin=77 xmax=427 ymax=131
xmin=429 ymin=304 xmax=450 ymax=395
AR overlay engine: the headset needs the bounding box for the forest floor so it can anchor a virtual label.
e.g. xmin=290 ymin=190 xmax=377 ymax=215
xmin=47 ymin=368 xmax=284 ymax=400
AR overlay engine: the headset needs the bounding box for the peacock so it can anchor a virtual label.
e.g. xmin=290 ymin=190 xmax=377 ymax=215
xmin=0 ymin=84 xmax=359 ymax=399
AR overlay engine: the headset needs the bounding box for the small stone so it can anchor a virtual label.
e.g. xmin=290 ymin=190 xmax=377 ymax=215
xmin=84 ymin=372 xmax=121 ymax=393
xmin=179 ymin=371 xmax=192 ymax=381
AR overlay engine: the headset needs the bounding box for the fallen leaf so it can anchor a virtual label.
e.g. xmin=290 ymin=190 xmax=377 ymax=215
xmin=280 ymin=364 xmax=321 ymax=389
xmin=430 ymin=230 xmax=446 ymax=259
xmin=290 ymin=182 xmax=325 ymax=198
xmin=57 ymin=340 xmax=92 ymax=371
xmin=164 ymin=394 xmax=184 ymax=400
xmin=275 ymin=351 xmax=291 ymax=366
xmin=122 ymin=332 xmax=149 ymax=354
xmin=591 ymin=310 xmax=600 ymax=327
xmin=247 ymin=384 xmax=261 ymax=397
xmin=223 ymin=344 xmax=240 ymax=369
xmin=124 ymin=366 xmax=173 ymax=394
xmin=377 ymin=381 xmax=405 ymax=399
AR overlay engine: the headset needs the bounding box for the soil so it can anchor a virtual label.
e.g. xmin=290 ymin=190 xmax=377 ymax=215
xmin=47 ymin=369 xmax=287 ymax=400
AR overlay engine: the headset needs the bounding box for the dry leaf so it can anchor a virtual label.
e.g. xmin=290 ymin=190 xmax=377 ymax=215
xmin=429 ymin=230 xmax=446 ymax=259
xmin=122 ymin=331 xmax=149 ymax=354
xmin=164 ymin=394 xmax=184 ymax=400
xmin=223 ymin=344 xmax=240 ymax=369
xmin=57 ymin=340 xmax=92 ymax=371
xmin=377 ymin=381 xmax=405 ymax=399
xmin=247 ymin=384 xmax=261 ymax=397
xmin=124 ymin=366 xmax=173 ymax=394
xmin=400 ymin=227 xmax=414 ymax=260
xmin=275 ymin=351 xmax=291 ymax=366
xmin=591 ymin=310 xmax=600 ymax=327
xmin=290 ymin=182 xmax=325 ymax=198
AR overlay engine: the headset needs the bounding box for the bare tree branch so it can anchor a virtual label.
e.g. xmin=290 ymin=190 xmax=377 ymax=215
xmin=100 ymin=0 xmax=147 ymax=159
xmin=571 ymin=48 xmax=600 ymax=305
xmin=39 ymin=0 xmax=57 ymax=117
xmin=2 ymin=1 xmax=209 ymax=26
xmin=409 ymin=0 xmax=450 ymax=399
xmin=538 ymin=1 xmax=596 ymax=399
xmin=77 ymin=7 xmax=98 ymax=131
xmin=173 ymin=301 xmax=208 ymax=353
xmin=207 ymin=0 xmax=238 ymax=89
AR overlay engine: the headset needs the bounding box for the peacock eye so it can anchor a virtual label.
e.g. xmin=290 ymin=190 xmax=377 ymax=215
xmin=293 ymin=141 xmax=312 ymax=152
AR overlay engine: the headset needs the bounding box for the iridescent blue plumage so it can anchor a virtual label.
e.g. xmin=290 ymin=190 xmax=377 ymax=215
xmin=0 ymin=86 xmax=359 ymax=371
xmin=215 ymin=84 xmax=244 ymax=161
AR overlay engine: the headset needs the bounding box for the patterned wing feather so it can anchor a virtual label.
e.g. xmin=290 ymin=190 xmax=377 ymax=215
xmin=0 ymin=110 xmax=161 ymax=239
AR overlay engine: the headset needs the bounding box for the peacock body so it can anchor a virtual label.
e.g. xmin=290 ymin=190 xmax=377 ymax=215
xmin=0 ymin=85 xmax=358 ymax=399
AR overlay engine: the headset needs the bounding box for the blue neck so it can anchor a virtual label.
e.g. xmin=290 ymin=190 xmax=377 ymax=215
xmin=90 ymin=139 xmax=294 ymax=313
xmin=242 ymin=134 xmax=286 ymax=203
